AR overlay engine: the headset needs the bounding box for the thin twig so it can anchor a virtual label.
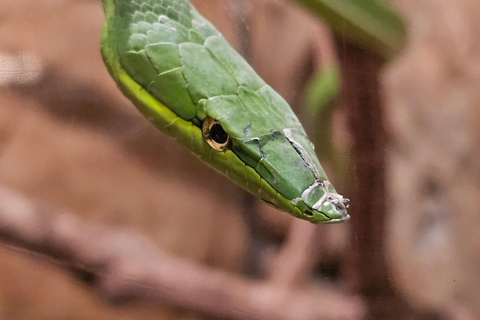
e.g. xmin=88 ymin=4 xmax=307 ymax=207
xmin=0 ymin=184 xmax=365 ymax=320
xmin=268 ymin=13 xmax=345 ymax=288
xmin=268 ymin=220 xmax=321 ymax=286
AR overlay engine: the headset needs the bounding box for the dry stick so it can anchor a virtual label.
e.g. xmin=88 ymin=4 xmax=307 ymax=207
xmin=0 ymin=184 xmax=365 ymax=320
xmin=228 ymin=0 xmax=253 ymax=60
xmin=268 ymin=220 xmax=321 ymax=286
xmin=312 ymin=18 xmax=339 ymax=69
xmin=268 ymin=20 xmax=341 ymax=287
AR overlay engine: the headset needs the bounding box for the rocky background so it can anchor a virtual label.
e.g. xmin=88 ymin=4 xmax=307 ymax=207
xmin=0 ymin=0 xmax=478 ymax=319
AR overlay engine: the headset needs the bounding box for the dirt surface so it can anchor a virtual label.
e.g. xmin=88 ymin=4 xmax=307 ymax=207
xmin=3 ymin=0 xmax=478 ymax=319
xmin=0 ymin=1 xmax=250 ymax=319
xmin=0 ymin=1 xmax=349 ymax=319
xmin=384 ymin=0 xmax=480 ymax=317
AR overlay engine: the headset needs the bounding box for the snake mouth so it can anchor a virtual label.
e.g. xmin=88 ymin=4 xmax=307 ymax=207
xmin=292 ymin=180 xmax=350 ymax=223
xmin=304 ymin=202 xmax=350 ymax=223
xmin=317 ymin=195 xmax=350 ymax=222
xmin=317 ymin=211 xmax=350 ymax=224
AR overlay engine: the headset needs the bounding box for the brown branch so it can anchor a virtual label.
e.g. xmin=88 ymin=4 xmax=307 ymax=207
xmin=267 ymin=17 xmax=346 ymax=289
xmin=0 ymin=184 xmax=365 ymax=320
xmin=311 ymin=17 xmax=338 ymax=70
xmin=268 ymin=220 xmax=320 ymax=286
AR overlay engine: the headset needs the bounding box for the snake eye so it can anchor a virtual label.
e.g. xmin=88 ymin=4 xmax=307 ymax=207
xmin=202 ymin=116 xmax=230 ymax=151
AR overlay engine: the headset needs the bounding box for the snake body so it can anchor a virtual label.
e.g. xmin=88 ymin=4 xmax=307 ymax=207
xmin=101 ymin=0 xmax=349 ymax=223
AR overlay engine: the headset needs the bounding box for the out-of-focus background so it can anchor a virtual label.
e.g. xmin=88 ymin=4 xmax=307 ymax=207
xmin=0 ymin=0 xmax=479 ymax=319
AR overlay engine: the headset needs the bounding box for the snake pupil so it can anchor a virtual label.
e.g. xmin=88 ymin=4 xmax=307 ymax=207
xmin=202 ymin=117 xmax=230 ymax=151
xmin=210 ymin=123 xmax=228 ymax=144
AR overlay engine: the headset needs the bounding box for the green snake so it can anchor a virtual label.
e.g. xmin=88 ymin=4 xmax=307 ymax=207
xmin=100 ymin=0 xmax=349 ymax=223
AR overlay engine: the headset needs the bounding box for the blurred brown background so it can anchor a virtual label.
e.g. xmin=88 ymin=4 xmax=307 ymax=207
xmin=0 ymin=0 xmax=479 ymax=319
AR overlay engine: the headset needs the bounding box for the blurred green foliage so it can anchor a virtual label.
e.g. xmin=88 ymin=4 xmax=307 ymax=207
xmin=295 ymin=0 xmax=406 ymax=187
xmin=291 ymin=0 xmax=406 ymax=58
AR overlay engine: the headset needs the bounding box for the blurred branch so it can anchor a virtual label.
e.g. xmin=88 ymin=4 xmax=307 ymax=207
xmin=290 ymin=0 xmax=407 ymax=58
xmin=0 ymin=184 xmax=365 ymax=320
xmin=304 ymin=65 xmax=341 ymax=158
xmin=268 ymin=220 xmax=320 ymax=286
xmin=265 ymin=17 xmax=350 ymax=289
xmin=303 ymin=19 xmax=351 ymax=191
xmin=443 ymin=304 xmax=477 ymax=320
xmin=228 ymin=0 xmax=253 ymax=59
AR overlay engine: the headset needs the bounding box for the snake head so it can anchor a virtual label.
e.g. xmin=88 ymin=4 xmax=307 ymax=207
xmin=101 ymin=0 xmax=349 ymax=223
xmin=293 ymin=182 xmax=350 ymax=223
xmin=199 ymin=86 xmax=350 ymax=224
